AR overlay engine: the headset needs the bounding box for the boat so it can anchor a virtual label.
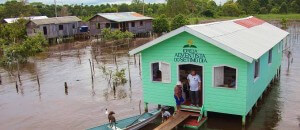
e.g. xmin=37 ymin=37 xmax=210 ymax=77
xmin=88 ymin=110 xmax=161 ymax=130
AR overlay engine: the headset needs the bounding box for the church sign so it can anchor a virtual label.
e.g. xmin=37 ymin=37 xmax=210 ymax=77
xmin=174 ymin=40 xmax=207 ymax=63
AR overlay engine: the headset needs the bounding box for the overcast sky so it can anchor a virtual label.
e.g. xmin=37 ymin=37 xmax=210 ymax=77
xmin=0 ymin=0 xmax=225 ymax=5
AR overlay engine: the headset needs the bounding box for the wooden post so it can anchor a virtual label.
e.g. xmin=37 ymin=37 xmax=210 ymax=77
xmin=113 ymin=82 xmax=116 ymax=99
xmin=139 ymin=100 xmax=142 ymax=115
xmin=89 ymin=59 xmax=94 ymax=82
xmin=158 ymin=104 xmax=161 ymax=110
xmin=138 ymin=54 xmax=141 ymax=76
xmin=242 ymin=115 xmax=246 ymax=126
xmin=134 ymin=54 xmax=137 ymax=66
xmin=15 ymin=81 xmax=18 ymax=93
xmin=248 ymin=109 xmax=253 ymax=116
xmin=144 ymin=102 xmax=148 ymax=113
xmin=127 ymin=60 xmax=132 ymax=88
xmin=64 ymin=82 xmax=68 ymax=95
xmin=114 ymin=55 xmax=118 ymax=70
xmin=204 ymin=110 xmax=208 ymax=117
xmin=17 ymin=60 xmax=21 ymax=84
xmin=36 ymin=75 xmax=40 ymax=87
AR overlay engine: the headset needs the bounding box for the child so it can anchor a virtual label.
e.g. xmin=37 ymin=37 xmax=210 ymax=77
xmin=161 ymin=109 xmax=171 ymax=122
xmin=174 ymin=81 xmax=184 ymax=111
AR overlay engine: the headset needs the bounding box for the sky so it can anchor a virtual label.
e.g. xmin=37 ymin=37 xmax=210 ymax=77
xmin=0 ymin=0 xmax=226 ymax=5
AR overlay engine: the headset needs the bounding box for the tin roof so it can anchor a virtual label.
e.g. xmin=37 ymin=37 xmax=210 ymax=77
xmin=3 ymin=16 xmax=48 ymax=23
xmin=30 ymin=16 xmax=81 ymax=25
xmin=95 ymin=12 xmax=152 ymax=22
xmin=129 ymin=16 xmax=289 ymax=63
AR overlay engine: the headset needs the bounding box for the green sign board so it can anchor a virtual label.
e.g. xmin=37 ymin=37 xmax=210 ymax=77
xmin=174 ymin=40 xmax=207 ymax=63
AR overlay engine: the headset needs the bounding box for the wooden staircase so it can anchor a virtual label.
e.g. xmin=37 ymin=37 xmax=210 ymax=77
xmin=154 ymin=106 xmax=207 ymax=130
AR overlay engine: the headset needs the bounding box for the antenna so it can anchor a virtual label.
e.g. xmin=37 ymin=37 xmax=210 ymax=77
xmin=143 ymin=0 xmax=145 ymax=15
xmin=54 ymin=0 xmax=57 ymax=17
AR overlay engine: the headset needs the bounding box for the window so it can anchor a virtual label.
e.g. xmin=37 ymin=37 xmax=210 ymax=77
xmin=97 ymin=23 xmax=101 ymax=29
xmin=268 ymin=49 xmax=272 ymax=64
xmin=59 ymin=25 xmax=63 ymax=30
xmin=254 ymin=59 xmax=260 ymax=80
xmin=72 ymin=24 xmax=75 ymax=29
xmin=214 ymin=66 xmax=237 ymax=88
xmin=105 ymin=23 xmax=110 ymax=28
xmin=140 ymin=21 xmax=143 ymax=26
xmin=151 ymin=62 xmax=171 ymax=83
xmin=111 ymin=23 xmax=119 ymax=28
xmin=43 ymin=26 xmax=47 ymax=35
xmin=131 ymin=22 xmax=135 ymax=27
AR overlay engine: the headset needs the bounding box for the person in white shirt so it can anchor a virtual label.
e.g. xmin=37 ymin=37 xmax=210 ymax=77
xmin=187 ymin=70 xmax=201 ymax=107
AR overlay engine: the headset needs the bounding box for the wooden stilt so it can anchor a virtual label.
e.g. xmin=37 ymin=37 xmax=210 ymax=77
xmin=64 ymin=82 xmax=68 ymax=95
xmin=242 ymin=115 xmax=246 ymax=126
xmin=204 ymin=110 xmax=208 ymax=117
xmin=248 ymin=109 xmax=253 ymax=116
xmin=158 ymin=104 xmax=161 ymax=110
xmin=144 ymin=102 xmax=148 ymax=113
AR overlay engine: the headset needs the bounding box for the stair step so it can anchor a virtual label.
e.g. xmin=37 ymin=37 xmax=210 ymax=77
xmin=180 ymin=108 xmax=201 ymax=113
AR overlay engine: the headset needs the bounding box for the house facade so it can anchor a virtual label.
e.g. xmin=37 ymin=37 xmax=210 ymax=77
xmin=88 ymin=12 xmax=153 ymax=36
xmin=129 ymin=16 xmax=289 ymax=125
xmin=26 ymin=16 xmax=82 ymax=42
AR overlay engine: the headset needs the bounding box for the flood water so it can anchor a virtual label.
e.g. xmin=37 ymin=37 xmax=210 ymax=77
xmin=0 ymin=22 xmax=300 ymax=130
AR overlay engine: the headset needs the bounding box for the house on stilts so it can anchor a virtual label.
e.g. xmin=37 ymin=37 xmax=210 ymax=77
xmin=129 ymin=16 xmax=289 ymax=127
xmin=88 ymin=12 xmax=153 ymax=36
xmin=26 ymin=16 xmax=82 ymax=43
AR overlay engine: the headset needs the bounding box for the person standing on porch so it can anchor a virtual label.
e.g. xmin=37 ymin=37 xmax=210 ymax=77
xmin=187 ymin=70 xmax=201 ymax=107
xmin=174 ymin=81 xmax=184 ymax=111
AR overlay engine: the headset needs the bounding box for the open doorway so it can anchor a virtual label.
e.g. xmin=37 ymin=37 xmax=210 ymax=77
xmin=178 ymin=64 xmax=203 ymax=107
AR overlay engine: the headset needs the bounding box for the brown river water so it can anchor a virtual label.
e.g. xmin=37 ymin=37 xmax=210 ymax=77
xmin=0 ymin=22 xmax=300 ymax=130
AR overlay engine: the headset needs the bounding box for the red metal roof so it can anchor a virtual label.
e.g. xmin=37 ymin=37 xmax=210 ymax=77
xmin=234 ymin=17 xmax=265 ymax=28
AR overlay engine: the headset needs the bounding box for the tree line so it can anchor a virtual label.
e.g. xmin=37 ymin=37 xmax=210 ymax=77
xmin=1 ymin=0 xmax=300 ymax=21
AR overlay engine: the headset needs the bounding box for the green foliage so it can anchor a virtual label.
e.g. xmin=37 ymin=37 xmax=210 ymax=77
xmin=171 ymin=14 xmax=189 ymax=30
xmin=166 ymin=0 xmax=188 ymax=17
xmin=113 ymin=69 xmax=128 ymax=86
xmin=249 ymin=0 xmax=260 ymax=14
xmin=0 ymin=19 xmax=47 ymax=65
xmin=222 ymin=1 xmax=241 ymax=16
xmin=153 ymin=15 xmax=169 ymax=35
xmin=1 ymin=33 xmax=47 ymax=64
xmin=280 ymin=18 xmax=288 ymax=29
xmin=259 ymin=7 xmax=268 ymax=14
xmin=0 ymin=18 xmax=27 ymax=44
xmin=101 ymin=28 xmax=134 ymax=45
xmin=279 ymin=2 xmax=288 ymax=13
xmin=291 ymin=0 xmax=300 ymax=13
xmin=270 ymin=7 xmax=280 ymax=14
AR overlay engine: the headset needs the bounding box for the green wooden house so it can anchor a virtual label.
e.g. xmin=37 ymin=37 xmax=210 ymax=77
xmin=129 ymin=16 xmax=289 ymax=125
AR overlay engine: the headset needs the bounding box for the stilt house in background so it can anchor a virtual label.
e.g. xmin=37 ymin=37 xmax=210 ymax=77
xmin=88 ymin=12 xmax=153 ymax=36
xmin=129 ymin=16 xmax=289 ymax=125
xmin=26 ymin=16 xmax=82 ymax=43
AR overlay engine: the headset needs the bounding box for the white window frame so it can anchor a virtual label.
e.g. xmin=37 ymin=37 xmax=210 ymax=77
xmin=212 ymin=65 xmax=238 ymax=90
xmin=268 ymin=48 xmax=273 ymax=65
xmin=150 ymin=61 xmax=171 ymax=83
xmin=254 ymin=59 xmax=260 ymax=82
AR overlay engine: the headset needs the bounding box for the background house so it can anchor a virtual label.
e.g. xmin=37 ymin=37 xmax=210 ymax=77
xmin=129 ymin=16 xmax=289 ymax=125
xmin=88 ymin=12 xmax=153 ymax=36
xmin=26 ymin=16 xmax=82 ymax=43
